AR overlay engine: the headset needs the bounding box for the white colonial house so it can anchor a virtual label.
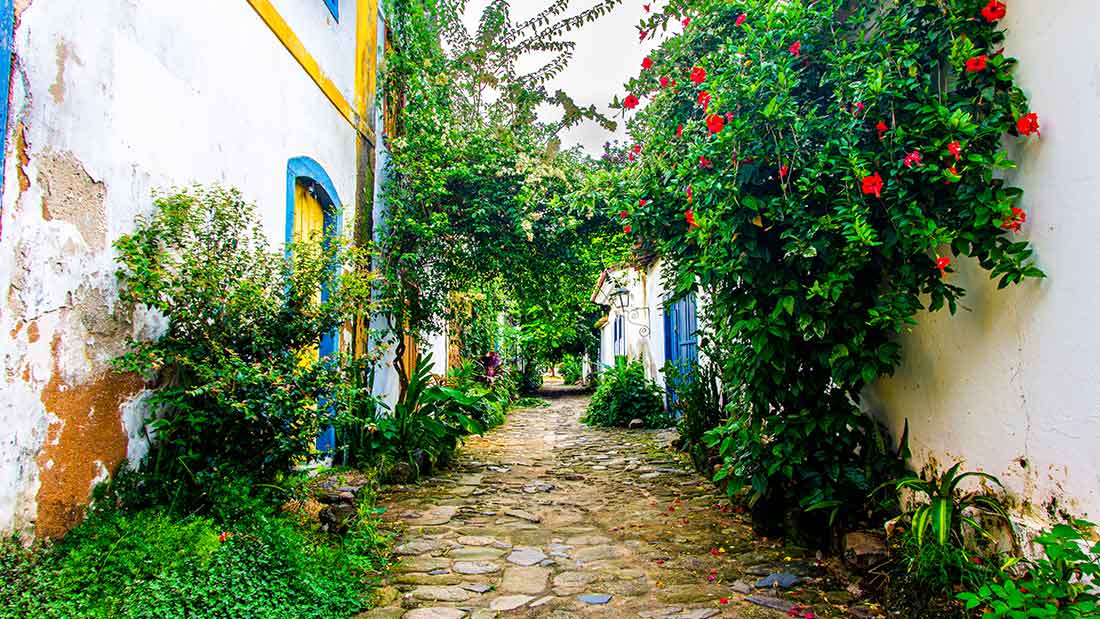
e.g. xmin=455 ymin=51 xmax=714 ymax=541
xmin=591 ymin=255 xmax=701 ymax=404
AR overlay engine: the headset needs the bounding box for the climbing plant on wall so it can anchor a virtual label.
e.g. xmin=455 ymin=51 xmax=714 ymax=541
xmin=612 ymin=0 xmax=1042 ymax=535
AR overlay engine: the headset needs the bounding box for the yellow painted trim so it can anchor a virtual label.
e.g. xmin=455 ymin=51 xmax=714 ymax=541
xmin=246 ymin=0 xmax=375 ymax=142
xmin=354 ymin=0 xmax=379 ymax=120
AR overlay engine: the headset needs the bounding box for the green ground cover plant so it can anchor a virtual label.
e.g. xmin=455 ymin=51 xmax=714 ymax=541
xmin=0 ymin=474 xmax=389 ymax=619
xmin=959 ymin=521 xmax=1100 ymax=619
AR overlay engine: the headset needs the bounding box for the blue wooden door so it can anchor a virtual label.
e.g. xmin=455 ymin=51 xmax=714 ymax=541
xmin=663 ymin=293 xmax=699 ymax=410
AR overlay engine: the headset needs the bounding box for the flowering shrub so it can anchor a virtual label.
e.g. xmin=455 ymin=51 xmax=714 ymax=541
xmin=614 ymin=0 xmax=1043 ymax=534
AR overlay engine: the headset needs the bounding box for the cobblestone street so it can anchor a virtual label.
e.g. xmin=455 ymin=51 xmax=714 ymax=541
xmin=369 ymin=383 xmax=860 ymax=619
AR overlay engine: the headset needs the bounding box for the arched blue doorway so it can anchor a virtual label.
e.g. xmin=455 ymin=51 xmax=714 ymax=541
xmin=285 ymin=156 xmax=342 ymax=454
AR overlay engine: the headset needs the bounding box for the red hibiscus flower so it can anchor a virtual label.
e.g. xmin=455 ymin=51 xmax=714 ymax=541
xmin=706 ymin=114 xmax=725 ymax=134
xmin=946 ymin=166 xmax=960 ymax=181
xmin=720 ymin=597 xmax=730 ymax=605
xmin=735 ymin=13 xmax=746 ymax=26
xmin=1017 ymin=112 xmax=1040 ymax=136
xmin=639 ymin=199 xmax=647 ymax=207
xmin=682 ymin=17 xmax=691 ymax=27
xmin=685 ymin=210 xmax=699 ymax=228
xmin=981 ymin=0 xmax=1006 ymax=22
xmin=697 ymin=91 xmax=711 ymax=111
xmin=686 ymin=185 xmax=694 ymax=203
xmin=948 ymin=140 xmax=962 ymax=160
xmin=904 ymin=151 xmax=923 ymax=168
xmin=639 ymin=30 xmax=648 ymax=41
xmin=632 ymin=144 xmax=642 ymax=154
xmin=876 ymin=120 xmax=889 ymax=139
xmin=690 ymin=66 xmax=707 ymax=85
xmin=854 ymin=101 xmax=865 ymax=116
xmin=1002 ymin=207 xmax=1027 ymax=232
xmin=725 ymin=111 xmax=735 ymax=121
xmin=624 ymin=94 xmax=640 ymax=109
xmin=619 ymin=210 xmax=628 ymax=219
xmin=660 ymin=76 xmax=670 ymax=88
xmin=936 ymin=256 xmax=951 ymax=276
xmin=861 ymin=172 xmax=884 ymax=198
xmin=699 ymin=156 xmax=713 ymax=170
xmin=676 ymin=124 xmax=683 ymax=138
xmin=965 ymin=55 xmax=988 ymax=72
xmin=642 ymin=57 xmax=654 ymax=70
xmin=628 ymin=153 xmax=635 ymax=161
xmin=624 ymin=224 xmax=632 ymax=233
xmin=789 ymin=41 xmax=801 ymax=57
xmin=778 ymin=164 xmax=790 ymax=178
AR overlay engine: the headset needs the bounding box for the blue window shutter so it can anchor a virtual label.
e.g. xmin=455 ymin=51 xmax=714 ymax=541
xmin=1 ymin=0 xmax=13 ymax=198
xmin=322 ymin=0 xmax=338 ymax=21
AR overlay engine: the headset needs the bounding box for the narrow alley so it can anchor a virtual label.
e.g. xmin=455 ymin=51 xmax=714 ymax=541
xmin=373 ymin=383 xmax=858 ymax=619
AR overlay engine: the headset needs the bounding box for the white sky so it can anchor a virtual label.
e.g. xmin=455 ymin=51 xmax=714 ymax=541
xmin=462 ymin=1 xmax=659 ymax=155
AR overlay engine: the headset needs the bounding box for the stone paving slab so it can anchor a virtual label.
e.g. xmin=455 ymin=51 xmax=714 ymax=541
xmin=375 ymin=382 xmax=863 ymax=618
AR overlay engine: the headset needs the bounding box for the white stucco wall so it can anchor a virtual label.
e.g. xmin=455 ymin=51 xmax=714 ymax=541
xmin=592 ymin=261 xmax=672 ymax=389
xmin=865 ymin=1 xmax=1100 ymax=526
xmin=0 ymin=0 xmax=362 ymax=536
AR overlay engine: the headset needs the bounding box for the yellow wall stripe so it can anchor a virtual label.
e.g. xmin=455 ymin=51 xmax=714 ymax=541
xmin=354 ymin=0 xmax=379 ymax=121
xmin=246 ymin=0 xmax=375 ymax=142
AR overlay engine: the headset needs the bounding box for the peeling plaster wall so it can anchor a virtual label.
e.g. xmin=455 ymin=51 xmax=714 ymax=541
xmin=865 ymin=2 xmax=1100 ymax=530
xmin=1 ymin=0 xmax=359 ymax=537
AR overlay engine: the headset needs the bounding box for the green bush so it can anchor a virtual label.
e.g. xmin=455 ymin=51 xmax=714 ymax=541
xmin=561 ymin=355 xmax=583 ymax=385
xmin=583 ymin=358 xmax=668 ymax=428
xmin=113 ymin=186 xmax=374 ymax=504
xmin=519 ymin=358 xmax=545 ymax=391
xmin=959 ymin=521 xmax=1100 ymax=619
xmin=0 ymin=477 xmax=389 ymax=619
